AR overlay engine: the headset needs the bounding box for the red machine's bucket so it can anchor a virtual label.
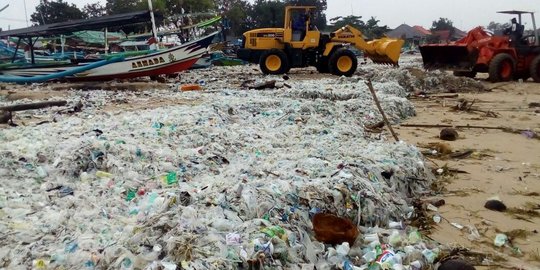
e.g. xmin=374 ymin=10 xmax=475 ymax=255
xmin=419 ymin=44 xmax=478 ymax=70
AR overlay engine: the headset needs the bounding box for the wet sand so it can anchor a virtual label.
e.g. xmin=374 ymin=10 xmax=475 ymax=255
xmin=398 ymin=80 xmax=540 ymax=269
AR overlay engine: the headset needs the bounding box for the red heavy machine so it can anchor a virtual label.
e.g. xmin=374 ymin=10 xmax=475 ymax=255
xmin=420 ymin=11 xmax=540 ymax=82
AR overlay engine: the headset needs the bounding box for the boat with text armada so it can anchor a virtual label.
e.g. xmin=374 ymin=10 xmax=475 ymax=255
xmin=0 ymin=11 xmax=217 ymax=83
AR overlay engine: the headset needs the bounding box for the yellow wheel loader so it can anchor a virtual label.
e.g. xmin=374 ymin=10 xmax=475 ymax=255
xmin=237 ymin=6 xmax=404 ymax=76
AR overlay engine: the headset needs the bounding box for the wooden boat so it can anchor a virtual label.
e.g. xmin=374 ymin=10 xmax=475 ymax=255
xmin=0 ymin=11 xmax=217 ymax=82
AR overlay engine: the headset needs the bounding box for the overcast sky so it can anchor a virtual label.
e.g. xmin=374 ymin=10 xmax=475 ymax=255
xmin=0 ymin=0 xmax=537 ymax=30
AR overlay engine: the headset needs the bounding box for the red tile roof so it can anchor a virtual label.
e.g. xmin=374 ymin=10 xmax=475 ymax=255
xmin=413 ymin=25 xmax=431 ymax=35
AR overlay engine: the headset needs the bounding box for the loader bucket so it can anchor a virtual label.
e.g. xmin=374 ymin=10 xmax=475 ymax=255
xmin=365 ymin=38 xmax=405 ymax=66
xmin=419 ymin=44 xmax=477 ymax=70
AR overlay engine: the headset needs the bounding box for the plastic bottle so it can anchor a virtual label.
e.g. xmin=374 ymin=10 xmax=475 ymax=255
xmin=388 ymin=230 xmax=402 ymax=246
xmin=422 ymin=248 xmax=438 ymax=264
xmin=33 ymin=259 xmax=49 ymax=269
xmin=163 ymin=171 xmax=178 ymax=185
xmin=125 ymin=189 xmax=136 ymax=201
xmin=336 ymin=242 xmax=351 ymax=257
xmin=494 ymin=234 xmax=508 ymax=247
xmin=388 ymin=221 xmax=403 ymax=229
xmin=261 ymin=225 xmax=285 ymax=238
xmin=65 ymin=242 xmax=78 ymax=253
xmin=408 ymin=230 xmax=421 ymax=244
xmin=362 ymin=248 xmax=377 ymax=263
xmin=120 ymin=257 xmax=134 ymax=270
xmin=96 ymin=171 xmax=113 ymax=178
xmin=410 ymin=260 xmax=423 ymax=270
xmin=364 ymin=233 xmax=379 ymax=243
xmin=36 ymin=166 xmax=48 ymax=178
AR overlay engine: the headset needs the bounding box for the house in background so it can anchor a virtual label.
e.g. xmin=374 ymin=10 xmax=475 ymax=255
xmin=430 ymin=28 xmax=467 ymax=42
xmin=413 ymin=25 xmax=431 ymax=36
xmin=386 ymin=24 xmax=468 ymax=47
xmin=386 ymin=24 xmax=430 ymax=49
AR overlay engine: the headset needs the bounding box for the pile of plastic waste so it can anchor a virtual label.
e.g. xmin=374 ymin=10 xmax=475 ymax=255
xmin=1 ymin=65 xmax=443 ymax=269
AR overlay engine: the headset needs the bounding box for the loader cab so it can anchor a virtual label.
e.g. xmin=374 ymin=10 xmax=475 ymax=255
xmin=283 ymin=6 xmax=320 ymax=49
xmin=497 ymin=10 xmax=539 ymax=46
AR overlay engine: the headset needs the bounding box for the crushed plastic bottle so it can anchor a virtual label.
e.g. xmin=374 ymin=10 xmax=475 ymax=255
xmin=388 ymin=230 xmax=402 ymax=246
xmin=65 ymin=242 xmax=78 ymax=253
xmin=422 ymin=248 xmax=438 ymax=264
xmin=126 ymin=189 xmax=136 ymax=201
xmin=336 ymin=242 xmax=351 ymax=258
xmin=33 ymin=259 xmax=49 ymax=269
xmin=408 ymin=230 xmax=422 ymax=244
xmin=96 ymin=170 xmax=113 ymax=178
xmin=494 ymin=233 xmax=508 ymax=247
xmin=261 ymin=225 xmax=285 ymax=238
xmin=388 ymin=221 xmax=403 ymax=229
xmin=163 ymin=171 xmax=178 ymax=185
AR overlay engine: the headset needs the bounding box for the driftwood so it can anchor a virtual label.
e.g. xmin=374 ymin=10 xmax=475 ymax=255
xmin=248 ymin=80 xmax=276 ymax=90
xmin=401 ymin=123 xmax=513 ymax=131
xmin=411 ymin=93 xmax=459 ymax=99
xmin=454 ymin=98 xmax=499 ymax=117
xmin=0 ymin=100 xmax=67 ymax=112
xmin=401 ymin=123 xmax=538 ymax=139
xmin=365 ymin=80 xmax=400 ymax=142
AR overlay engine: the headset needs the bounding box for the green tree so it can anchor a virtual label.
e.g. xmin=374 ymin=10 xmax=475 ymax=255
xmin=218 ymin=0 xmax=251 ymax=37
xmin=429 ymin=17 xmax=455 ymax=42
xmin=182 ymin=0 xmax=215 ymax=13
xmin=246 ymin=0 xmax=285 ymax=28
xmin=329 ymin=15 xmax=365 ymax=30
xmin=30 ymin=0 xmax=86 ymax=25
xmin=487 ymin=21 xmax=511 ymax=35
xmin=329 ymin=15 xmax=389 ymax=39
xmin=363 ymin=17 xmax=389 ymax=38
xmin=83 ymin=3 xmax=106 ymax=18
xmin=105 ymin=0 xmax=143 ymax=14
xmin=430 ymin=17 xmax=454 ymax=31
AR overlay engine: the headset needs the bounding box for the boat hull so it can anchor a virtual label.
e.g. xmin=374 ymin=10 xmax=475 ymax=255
xmin=0 ymin=33 xmax=216 ymax=82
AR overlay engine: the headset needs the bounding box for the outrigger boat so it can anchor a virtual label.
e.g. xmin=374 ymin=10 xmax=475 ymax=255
xmin=0 ymin=10 xmax=217 ymax=83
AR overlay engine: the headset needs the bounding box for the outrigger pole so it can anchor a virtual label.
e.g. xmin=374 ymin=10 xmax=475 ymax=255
xmin=147 ymin=0 xmax=160 ymax=50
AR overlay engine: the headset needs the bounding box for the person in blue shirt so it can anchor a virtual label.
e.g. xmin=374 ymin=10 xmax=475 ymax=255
xmin=292 ymin=13 xmax=308 ymax=41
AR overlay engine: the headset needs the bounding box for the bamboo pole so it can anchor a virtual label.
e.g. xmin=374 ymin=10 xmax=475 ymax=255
xmin=365 ymin=79 xmax=400 ymax=142
xmin=0 ymin=101 xmax=67 ymax=112
xmin=147 ymin=0 xmax=160 ymax=50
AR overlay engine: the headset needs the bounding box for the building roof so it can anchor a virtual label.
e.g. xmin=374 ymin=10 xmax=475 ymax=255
xmin=413 ymin=25 xmax=431 ymax=35
xmin=386 ymin=24 xmax=427 ymax=39
xmin=431 ymin=27 xmax=467 ymax=41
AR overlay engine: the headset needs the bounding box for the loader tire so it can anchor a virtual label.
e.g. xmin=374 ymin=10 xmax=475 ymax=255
xmin=259 ymin=49 xmax=289 ymax=75
xmin=488 ymin=53 xmax=515 ymax=82
xmin=328 ymin=48 xmax=358 ymax=77
xmin=529 ymin=55 xmax=540 ymax=82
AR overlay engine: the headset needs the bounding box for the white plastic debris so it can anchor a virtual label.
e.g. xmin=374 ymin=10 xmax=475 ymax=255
xmin=0 ymin=63 xmax=471 ymax=269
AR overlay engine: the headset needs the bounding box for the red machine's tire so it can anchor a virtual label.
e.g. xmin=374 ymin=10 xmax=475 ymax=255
xmin=488 ymin=53 xmax=515 ymax=82
xmin=530 ymin=55 xmax=540 ymax=83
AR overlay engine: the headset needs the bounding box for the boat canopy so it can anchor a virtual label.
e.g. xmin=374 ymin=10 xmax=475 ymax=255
xmin=0 ymin=10 xmax=163 ymax=38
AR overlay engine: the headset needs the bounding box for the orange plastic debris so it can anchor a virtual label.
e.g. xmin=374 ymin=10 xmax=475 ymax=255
xmin=312 ymin=213 xmax=359 ymax=245
xmin=180 ymin=84 xmax=203 ymax=91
